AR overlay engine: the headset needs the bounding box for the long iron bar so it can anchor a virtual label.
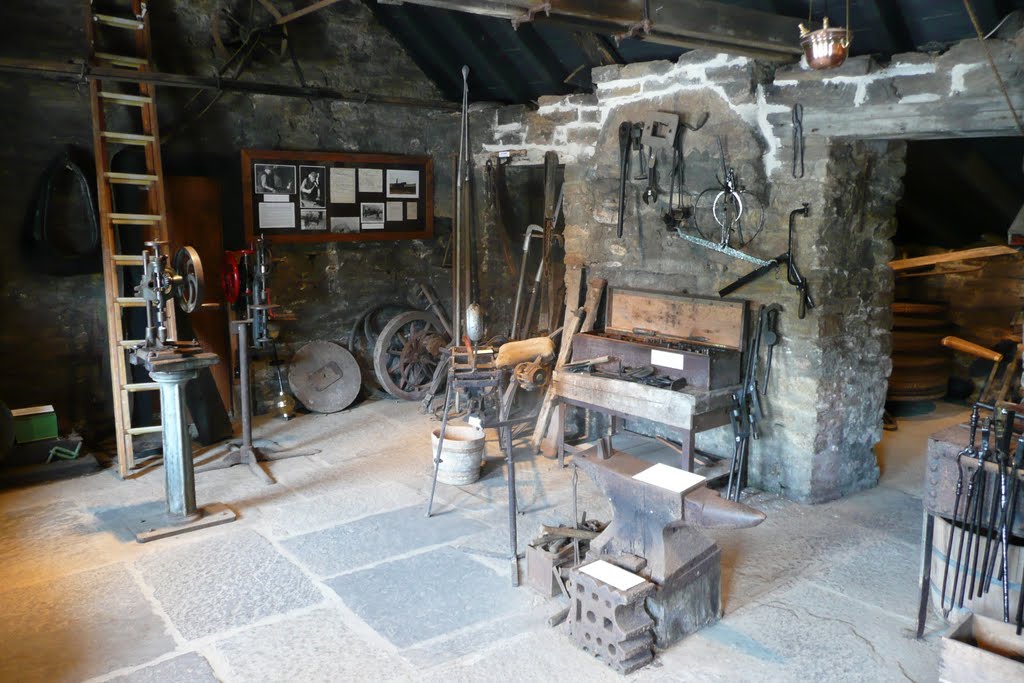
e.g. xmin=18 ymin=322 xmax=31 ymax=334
xmin=0 ymin=58 xmax=459 ymax=111
xmin=425 ymin=383 xmax=453 ymax=517
xmin=950 ymin=420 xmax=989 ymax=610
xmin=960 ymin=422 xmax=992 ymax=606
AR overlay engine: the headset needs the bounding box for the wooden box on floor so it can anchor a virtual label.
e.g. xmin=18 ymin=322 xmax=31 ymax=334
xmin=940 ymin=613 xmax=1024 ymax=683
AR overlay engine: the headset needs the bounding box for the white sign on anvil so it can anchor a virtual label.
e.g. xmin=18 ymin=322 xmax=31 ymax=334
xmin=633 ymin=463 xmax=706 ymax=494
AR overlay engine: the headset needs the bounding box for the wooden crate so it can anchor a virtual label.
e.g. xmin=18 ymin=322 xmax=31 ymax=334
xmin=940 ymin=613 xmax=1024 ymax=682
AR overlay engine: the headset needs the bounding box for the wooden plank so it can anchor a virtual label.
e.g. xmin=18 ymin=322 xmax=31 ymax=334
xmin=606 ymin=289 xmax=746 ymax=350
xmin=579 ymin=278 xmax=606 ymax=334
xmin=890 ymin=246 xmax=1018 ymax=271
xmin=553 ymin=370 xmax=699 ymax=431
xmin=939 ymin=614 xmax=1024 ymax=683
xmin=387 ymin=0 xmax=801 ymax=59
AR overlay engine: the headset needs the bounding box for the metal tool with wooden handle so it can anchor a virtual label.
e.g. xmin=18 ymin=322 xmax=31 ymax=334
xmin=941 ymin=336 xmax=1003 ymax=363
xmin=580 ymin=278 xmax=607 ymax=334
xmin=942 ymin=336 xmax=1004 ymax=406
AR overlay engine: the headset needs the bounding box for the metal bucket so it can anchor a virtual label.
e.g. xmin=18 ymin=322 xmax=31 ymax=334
xmin=431 ymin=425 xmax=485 ymax=485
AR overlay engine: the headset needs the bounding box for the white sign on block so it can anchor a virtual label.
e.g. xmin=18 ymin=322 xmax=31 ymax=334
xmin=579 ymin=560 xmax=646 ymax=591
xmin=632 ymin=463 xmax=706 ymax=494
xmin=650 ymin=348 xmax=686 ymax=371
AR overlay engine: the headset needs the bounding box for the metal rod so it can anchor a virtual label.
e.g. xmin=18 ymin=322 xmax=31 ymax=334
xmin=237 ymin=322 xmax=254 ymax=454
xmin=916 ymin=513 xmax=935 ymax=638
xmin=425 ymin=384 xmax=453 ymax=517
xmin=504 ymin=390 xmax=519 ymax=586
xmin=0 ymin=58 xmax=460 ymax=111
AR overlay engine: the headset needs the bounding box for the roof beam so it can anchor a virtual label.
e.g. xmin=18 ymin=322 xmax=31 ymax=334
xmin=859 ymin=0 xmax=914 ymax=53
xmin=378 ymin=0 xmax=803 ymax=60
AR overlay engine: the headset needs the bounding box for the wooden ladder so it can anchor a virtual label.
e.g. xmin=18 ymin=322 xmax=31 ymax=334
xmin=86 ymin=0 xmax=174 ymax=478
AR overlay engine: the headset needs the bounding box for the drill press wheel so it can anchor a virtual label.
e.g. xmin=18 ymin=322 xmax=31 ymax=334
xmin=173 ymin=246 xmax=205 ymax=313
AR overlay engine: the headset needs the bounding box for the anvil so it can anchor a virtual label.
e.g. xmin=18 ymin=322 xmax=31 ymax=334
xmin=575 ymin=446 xmax=765 ymax=645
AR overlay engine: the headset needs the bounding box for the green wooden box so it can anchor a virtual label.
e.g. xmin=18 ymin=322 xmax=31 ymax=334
xmin=11 ymin=405 xmax=58 ymax=443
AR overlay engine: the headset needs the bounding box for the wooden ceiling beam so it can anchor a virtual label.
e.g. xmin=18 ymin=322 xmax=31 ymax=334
xmin=378 ymin=0 xmax=803 ymax=60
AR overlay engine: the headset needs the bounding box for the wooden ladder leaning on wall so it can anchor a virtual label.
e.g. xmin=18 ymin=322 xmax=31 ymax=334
xmin=85 ymin=0 xmax=175 ymax=478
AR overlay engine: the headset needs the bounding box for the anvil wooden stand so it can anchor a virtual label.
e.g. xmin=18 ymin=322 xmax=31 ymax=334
xmin=197 ymin=319 xmax=316 ymax=485
xmin=130 ymin=347 xmax=236 ymax=542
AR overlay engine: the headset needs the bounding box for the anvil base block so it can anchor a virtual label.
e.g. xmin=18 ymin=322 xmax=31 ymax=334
xmin=566 ymin=564 xmax=656 ymax=674
xmin=645 ymin=544 xmax=722 ymax=647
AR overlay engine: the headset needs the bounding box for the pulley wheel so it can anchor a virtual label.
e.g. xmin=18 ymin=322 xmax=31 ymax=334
xmin=173 ymin=246 xmax=205 ymax=313
xmin=373 ymin=311 xmax=448 ymax=401
xmin=288 ymin=341 xmax=361 ymax=413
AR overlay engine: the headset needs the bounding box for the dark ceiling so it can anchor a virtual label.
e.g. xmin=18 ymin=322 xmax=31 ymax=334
xmin=367 ymin=0 xmax=1024 ymax=104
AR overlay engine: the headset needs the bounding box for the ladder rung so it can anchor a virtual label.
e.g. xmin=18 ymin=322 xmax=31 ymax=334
xmin=99 ymin=91 xmax=152 ymax=106
xmin=94 ymin=51 xmax=148 ymax=68
xmin=125 ymin=382 xmax=160 ymax=393
xmin=116 ymin=297 xmax=146 ymax=307
xmin=112 ymin=254 xmax=145 ymax=266
xmin=110 ymin=213 xmax=162 ymax=225
xmin=101 ymin=132 xmax=155 ymax=145
xmin=126 ymin=425 xmax=163 ymax=436
xmin=105 ymin=172 xmax=158 ymax=185
xmin=94 ymin=14 xmax=145 ymax=30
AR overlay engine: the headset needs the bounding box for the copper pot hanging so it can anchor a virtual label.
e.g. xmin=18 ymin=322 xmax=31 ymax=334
xmin=799 ymin=16 xmax=851 ymax=70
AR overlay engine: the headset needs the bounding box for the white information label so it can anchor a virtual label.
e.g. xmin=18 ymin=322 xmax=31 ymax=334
xmin=386 ymin=201 xmax=404 ymax=222
xmin=579 ymin=560 xmax=646 ymax=591
xmin=330 ymin=168 xmax=356 ymax=204
xmin=650 ymin=348 xmax=686 ymax=371
xmin=632 ymin=463 xmax=706 ymax=494
xmin=258 ymin=202 xmax=295 ymax=229
xmin=262 ymin=194 xmax=289 ymax=203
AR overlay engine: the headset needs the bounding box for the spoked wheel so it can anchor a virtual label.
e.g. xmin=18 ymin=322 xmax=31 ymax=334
xmin=373 ymin=311 xmax=449 ymax=401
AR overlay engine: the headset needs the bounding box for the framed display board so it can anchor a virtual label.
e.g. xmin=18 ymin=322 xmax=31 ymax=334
xmin=242 ymin=149 xmax=433 ymax=243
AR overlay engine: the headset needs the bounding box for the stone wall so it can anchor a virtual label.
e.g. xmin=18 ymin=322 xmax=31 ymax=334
xmin=0 ymin=1 xmax=466 ymax=434
xmin=477 ymin=30 xmax=1023 ymax=503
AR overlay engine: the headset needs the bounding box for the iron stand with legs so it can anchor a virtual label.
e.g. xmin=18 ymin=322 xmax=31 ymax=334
xmin=198 ymin=319 xmax=318 ymax=484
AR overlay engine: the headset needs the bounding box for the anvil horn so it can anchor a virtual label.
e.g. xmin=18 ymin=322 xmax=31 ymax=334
xmin=684 ymin=487 xmax=766 ymax=529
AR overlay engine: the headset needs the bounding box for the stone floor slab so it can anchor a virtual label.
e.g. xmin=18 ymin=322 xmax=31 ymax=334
xmin=694 ymin=581 xmax=938 ymax=681
xmin=326 ymin=546 xmax=526 ymax=648
xmin=0 ymin=502 xmax=129 ymax=591
xmin=0 ymin=564 xmax=176 ymax=683
xmin=281 ymin=505 xmax=487 ymax=577
xmin=257 ymin=479 xmax=422 ymax=539
xmin=213 ymin=607 xmax=412 ymax=682
xmin=106 ymin=652 xmax=219 ymax=683
xmin=136 ymin=528 xmax=322 ymax=640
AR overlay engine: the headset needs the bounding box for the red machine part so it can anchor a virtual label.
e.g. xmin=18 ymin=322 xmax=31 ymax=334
xmin=221 ymin=249 xmax=252 ymax=305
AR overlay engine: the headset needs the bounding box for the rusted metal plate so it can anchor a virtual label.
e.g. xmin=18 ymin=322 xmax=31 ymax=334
xmin=605 ymin=289 xmax=746 ymax=351
xmin=288 ymin=341 xmax=361 ymax=413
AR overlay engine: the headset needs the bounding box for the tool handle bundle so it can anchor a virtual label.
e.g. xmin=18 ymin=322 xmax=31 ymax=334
xmin=725 ymin=304 xmax=780 ymax=501
xmin=939 ymin=405 xmax=1024 ymax=633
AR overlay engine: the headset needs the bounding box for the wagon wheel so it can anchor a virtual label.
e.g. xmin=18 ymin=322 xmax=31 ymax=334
xmin=373 ymin=311 xmax=449 ymax=401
